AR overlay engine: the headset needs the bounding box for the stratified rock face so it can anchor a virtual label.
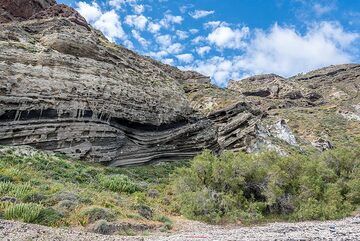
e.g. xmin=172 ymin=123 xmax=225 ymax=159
xmin=0 ymin=0 xmax=220 ymax=166
xmin=0 ymin=0 xmax=359 ymax=165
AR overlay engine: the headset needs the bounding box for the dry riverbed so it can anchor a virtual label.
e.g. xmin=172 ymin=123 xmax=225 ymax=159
xmin=1 ymin=216 xmax=360 ymax=241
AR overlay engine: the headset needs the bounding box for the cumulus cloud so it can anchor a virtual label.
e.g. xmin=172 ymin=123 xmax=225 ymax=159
xmin=190 ymin=10 xmax=215 ymax=19
xmin=108 ymin=0 xmax=136 ymax=10
xmin=162 ymin=58 xmax=175 ymax=65
xmin=93 ymin=10 xmax=126 ymax=42
xmin=189 ymin=29 xmax=199 ymax=34
xmin=133 ymin=4 xmax=145 ymax=14
xmin=192 ymin=36 xmax=206 ymax=44
xmin=156 ymin=34 xmax=172 ymax=47
xmin=204 ymin=21 xmax=228 ymax=29
xmin=160 ymin=14 xmax=183 ymax=28
xmin=184 ymin=57 xmax=237 ymax=86
xmin=132 ymin=30 xmax=149 ymax=47
xmin=237 ymin=22 xmax=359 ymax=77
xmin=196 ymin=46 xmax=211 ymax=56
xmin=148 ymin=22 xmax=161 ymax=33
xmin=208 ymin=26 xmax=250 ymax=49
xmin=176 ymin=30 xmax=189 ymax=40
xmin=124 ymin=15 xmax=148 ymax=30
xmin=186 ymin=21 xmax=359 ymax=86
xmin=77 ymin=2 xmax=126 ymax=42
xmin=153 ymin=35 xmax=183 ymax=55
xmin=167 ymin=43 xmax=184 ymax=54
xmin=76 ymin=1 xmax=101 ymax=22
xmin=176 ymin=54 xmax=194 ymax=63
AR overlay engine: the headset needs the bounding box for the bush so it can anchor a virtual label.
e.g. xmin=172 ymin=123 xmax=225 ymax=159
xmin=4 ymin=203 xmax=43 ymax=223
xmin=170 ymin=147 xmax=360 ymax=223
xmin=98 ymin=174 xmax=139 ymax=193
xmin=79 ymin=206 xmax=116 ymax=224
xmin=88 ymin=219 xmax=113 ymax=235
xmin=36 ymin=208 xmax=63 ymax=226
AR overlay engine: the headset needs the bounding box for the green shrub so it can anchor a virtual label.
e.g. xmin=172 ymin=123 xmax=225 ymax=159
xmin=88 ymin=219 xmax=113 ymax=235
xmin=170 ymin=147 xmax=359 ymax=224
xmin=36 ymin=208 xmax=63 ymax=226
xmin=79 ymin=206 xmax=116 ymax=224
xmin=4 ymin=203 xmax=43 ymax=223
xmin=98 ymin=174 xmax=139 ymax=193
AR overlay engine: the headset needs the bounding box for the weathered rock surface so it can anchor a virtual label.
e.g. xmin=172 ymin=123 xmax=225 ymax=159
xmin=0 ymin=0 xmax=221 ymax=165
xmin=0 ymin=0 xmax=359 ymax=165
xmin=0 ymin=0 xmax=56 ymax=23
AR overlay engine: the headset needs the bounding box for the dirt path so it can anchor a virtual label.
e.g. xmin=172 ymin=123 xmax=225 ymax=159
xmin=1 ymin=216 xmax=359 ymax=241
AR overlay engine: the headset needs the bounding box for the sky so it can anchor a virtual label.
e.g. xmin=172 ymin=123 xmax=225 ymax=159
xmin=58 ymin=0 xmax=360 ymax=87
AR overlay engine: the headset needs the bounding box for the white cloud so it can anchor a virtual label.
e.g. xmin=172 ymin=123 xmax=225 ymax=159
xmin=160 ymin=14 xmax=183 ymax=28
xmin=76 ymin=1 xmax=101 ymax=23
xmin=148 ymin=22 xmax=161 ymax=33
xmin=76 ymin=2 xmax=126 ymax=42
xmin=123 ymin=39 xmax=134 ymax=49
xmin=196 ymin=46 xmax=211 ymax=56
xmin=124 ymin=15 xmax=148 ymax=30
xmin=236 ymin=22 xmax=359 ymax=77
xmin=167 ymin=43 xmax=184 ymax=54
xmin=132 ymin=30 xmax=149 ymax=47
xmin=208 ymin=26 xmax=249 ymax=49
xmin=176 ymin=53 xmax=194 ymax=63
xmin=189 ymin=29 xmax=199 ymax=34
xmin=162 ymin=58 xmax=175 ymax=65
xmin=176 ymin=30 xmax=189 ymax=40
xmin=204 ymin=21 xmax=228 ymax=29
xmin=186 ymin=22 xmax=359 ymax=86
xmin=133 ymin=4 xmax=145 ymax=14
xmin=184 ymin=56 xmax=235 ymax=86
xmin=93 ymin=10 xmax=126 ymax=42
xmin=147 ymin=50 xmax=168 ymax=59
xmin=190 ymin=10 xmax=215 ymax=19
xmin=192 ymin=36 xmax=206 ymax=44
xmin=156 ymin=34 xmax=172 ymax=47
xmin=109 ymin=0 xmax=136 ymax=10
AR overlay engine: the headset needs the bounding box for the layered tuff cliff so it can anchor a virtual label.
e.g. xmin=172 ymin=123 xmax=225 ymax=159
xmin=0 ymin=0 xmax=359 ymax=165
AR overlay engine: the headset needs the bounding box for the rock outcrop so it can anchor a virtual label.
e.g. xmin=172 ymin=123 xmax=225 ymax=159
xmin=0 ymin=0 xmax=359 ymax=165
xmin=0 ymin=0 xmax=56 ymax=23
xmin=0 ymin=0 xmax=221 ymax=165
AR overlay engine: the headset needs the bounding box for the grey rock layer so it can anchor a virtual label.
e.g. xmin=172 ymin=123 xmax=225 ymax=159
xmin=0 ymin=2 xmax=220 ymax=165
xmin=0 ymin=0 xmax=359 ymax=165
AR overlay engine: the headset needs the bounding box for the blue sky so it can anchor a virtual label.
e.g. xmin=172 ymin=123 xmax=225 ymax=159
xmin=59 ymin=0 xmax=360 ymax=86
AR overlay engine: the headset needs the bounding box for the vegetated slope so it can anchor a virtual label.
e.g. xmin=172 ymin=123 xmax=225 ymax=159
xmin=0 ymin=143 xmax=359 ymax=235
xmin=0 ymin=146 xmax=180 ymax=234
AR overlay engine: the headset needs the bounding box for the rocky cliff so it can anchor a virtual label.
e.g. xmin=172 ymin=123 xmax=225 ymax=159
xmin=0 ymin=0 xmax=359 ymax=165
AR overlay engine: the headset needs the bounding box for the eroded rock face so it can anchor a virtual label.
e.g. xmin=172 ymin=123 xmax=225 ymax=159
xmin=0 ymin=1 xmax=220 ymax=165
xmin=0 ymin=0 xmax=56 ymax=23
xmin=0 ymin=0 xmax=359 ymax=165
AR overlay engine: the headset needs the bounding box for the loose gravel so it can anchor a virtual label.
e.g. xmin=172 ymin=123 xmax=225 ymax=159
xmin=1 ymin=216 xmax=359 ymax=241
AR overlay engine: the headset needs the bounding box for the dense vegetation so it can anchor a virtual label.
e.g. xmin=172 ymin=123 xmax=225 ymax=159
xmin=0 ymin=147 xmax=180 ymax=234
xmin=0 ymin=144 xmax=359 ymax=233
xmin=170 ymin=147 xmax=359 ymax=224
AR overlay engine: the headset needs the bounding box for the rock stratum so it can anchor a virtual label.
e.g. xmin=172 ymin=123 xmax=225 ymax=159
xmin=0 ymin=0 xmax=359 ymax=166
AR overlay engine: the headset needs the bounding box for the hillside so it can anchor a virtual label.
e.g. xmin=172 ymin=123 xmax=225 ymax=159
xmin=0 ymin=0 xmax=359 ymax=240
